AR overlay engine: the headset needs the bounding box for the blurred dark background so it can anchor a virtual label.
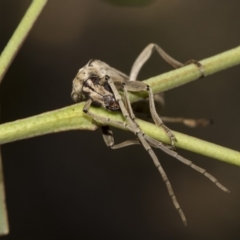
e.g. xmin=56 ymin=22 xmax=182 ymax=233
xmin=0 ymin=0 xmax=240 ymax=239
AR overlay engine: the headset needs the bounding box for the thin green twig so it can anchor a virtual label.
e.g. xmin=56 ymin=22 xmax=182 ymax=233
xmin=0 ymin=0 xmax=48 ymax=235
xmin=0 ymin=101 xmax=240 ymax=166
xmin=0 ymin=152 xmax=8 ymax=236
xmin=128 ymin=45 xmax=240 ymax=102
xmin=0 ymin=46 xmax=240 ymax=167
xmin=0 ymin=0 xmax=47 ymax=84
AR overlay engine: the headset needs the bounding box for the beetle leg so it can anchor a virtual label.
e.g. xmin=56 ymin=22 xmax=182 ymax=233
xmin=161 ymin=116 xmax=212 ymax=128
xmin=130 ymin=43 xmax=204 ymax=81
xmin=106 ymin=77 xmax=187 ymax=225
xmin=83 ymin=100 xmax=147 ymax=149
xmin=101 ymin=126 xmax=140 ymax=148
xmin=130 ymin=43 xmax=183 ymax=81
xmin=122 ymin=80 xmax=177 ymax=148
xmin=184 ymin=59 xmax=205 ymax=78
xmin=144 ymin=134 xmax=230 ymax=193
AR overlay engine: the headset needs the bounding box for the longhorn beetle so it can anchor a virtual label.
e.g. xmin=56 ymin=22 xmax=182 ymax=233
xmin=71 ymin=43 xmax=229 ymax=225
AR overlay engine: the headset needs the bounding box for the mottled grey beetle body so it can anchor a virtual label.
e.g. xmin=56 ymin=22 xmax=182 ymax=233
xmin=72 ymin=59 xmax=129 ymax=111
xmin=71 ymin=44 xmax=229 ymax=225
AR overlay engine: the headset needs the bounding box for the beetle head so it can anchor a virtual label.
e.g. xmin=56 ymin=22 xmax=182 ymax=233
xmin=71 ymin=61 xmax=120 ymax=111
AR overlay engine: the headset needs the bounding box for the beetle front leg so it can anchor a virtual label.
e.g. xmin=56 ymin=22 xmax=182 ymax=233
xmin=122 ymin=80 xmax=177 ymax=148
xmin=83 ymin=100 xmax=143 ymax=149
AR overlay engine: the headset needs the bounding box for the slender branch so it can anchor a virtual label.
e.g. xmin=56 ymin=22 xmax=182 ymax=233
xmin=0 ymin=0 xmax=48 ymax=235
xmin=0 ymin=152 xmax=8 ymax=236
xmin=0 ymin=99 xmax=240 ymax=167
xmin=0 ymin=47 xmax=240 ymax=168
xmin=128 ymin=45 xmax=240 ymax=102
xmin=0 ymin=0 xmax=48 ymax=84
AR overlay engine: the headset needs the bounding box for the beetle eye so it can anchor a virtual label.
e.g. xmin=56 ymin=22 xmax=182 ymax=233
xmin=91 ymin=76 xmax=97 ymax=81
xmin=90 ymin=76 xmax=99 ymax=84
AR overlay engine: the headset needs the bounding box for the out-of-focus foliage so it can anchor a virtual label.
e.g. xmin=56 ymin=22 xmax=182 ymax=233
xmin=103 ymin=0 xmax=154 ymax=7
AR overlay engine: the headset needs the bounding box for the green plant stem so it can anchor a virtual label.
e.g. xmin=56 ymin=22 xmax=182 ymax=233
xmin=0 ymin=0 xmax=48 ymax=83
xmin=128 ymin=45 xmax=240 ymax=102
xmin=0 ymin=46 xmax=240 ymax=168
xmin=0 ymin=0 xmax=48 ymax=235
xmin=0 ymin=101 xmax=240 ymax=166
xmin=0 ymin=47 xmax=240 ymax=166
xmin=0 ymin=151 xmax=8 ymax=236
